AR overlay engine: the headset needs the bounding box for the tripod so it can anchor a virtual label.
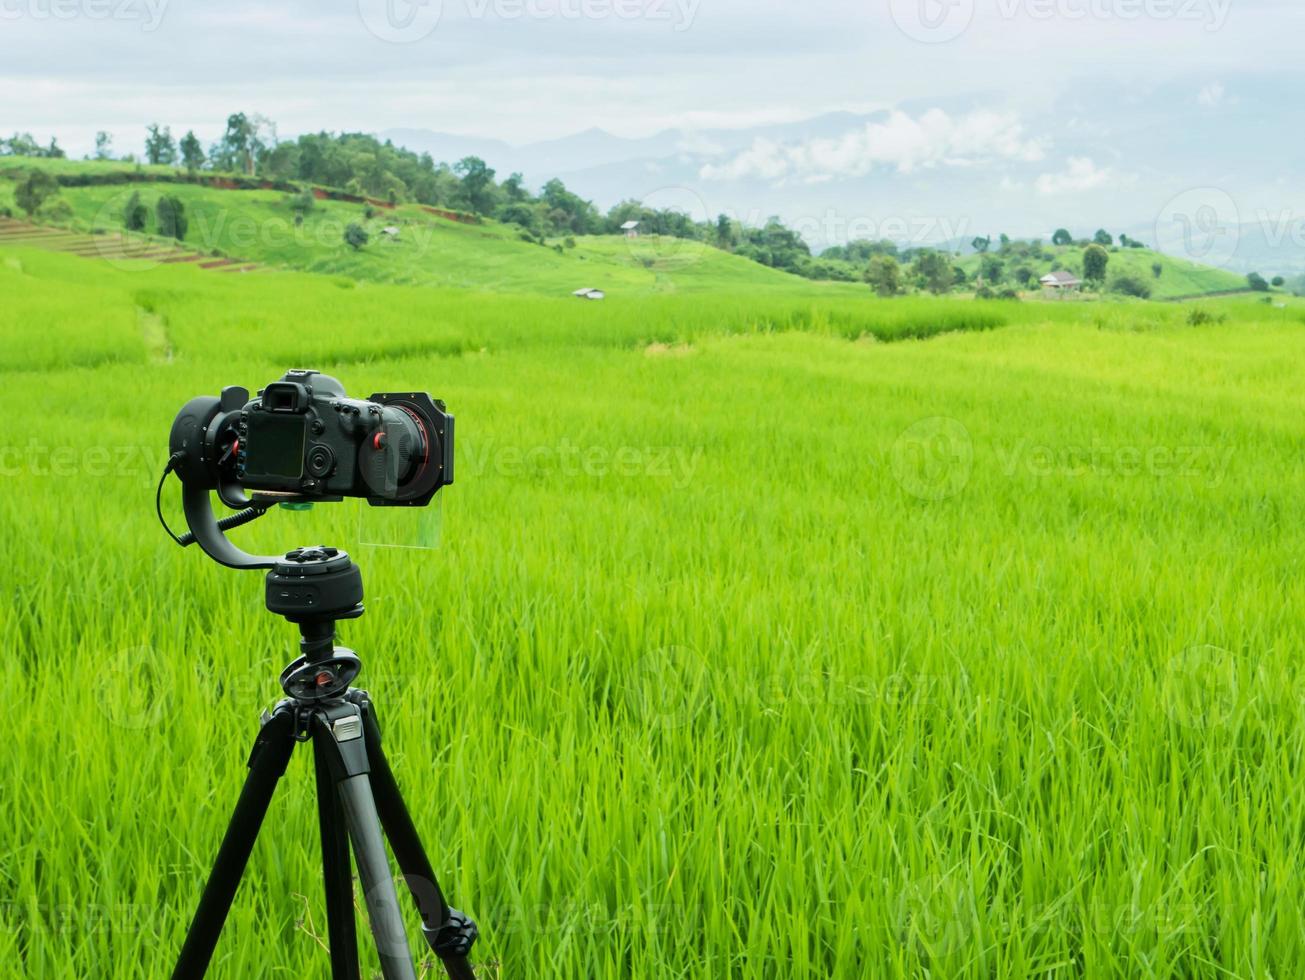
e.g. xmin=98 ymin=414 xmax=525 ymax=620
xmin=170 ymin=545 xmax=478 ymax=980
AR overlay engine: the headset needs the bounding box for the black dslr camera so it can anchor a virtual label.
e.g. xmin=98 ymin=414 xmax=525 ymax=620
xmin=170 ymin=369 xmax=454 ymax=508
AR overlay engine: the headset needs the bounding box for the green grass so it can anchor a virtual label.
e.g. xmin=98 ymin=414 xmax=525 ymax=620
xmin=3 ymin=241 xmax=1305 ymax=978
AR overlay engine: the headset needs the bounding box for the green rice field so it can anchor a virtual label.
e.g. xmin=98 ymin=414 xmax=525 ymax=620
xmin=3 ymin=244 xmax=1305 ymax=978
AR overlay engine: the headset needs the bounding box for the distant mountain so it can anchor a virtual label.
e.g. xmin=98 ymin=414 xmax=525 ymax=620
xmin=380 ymin=77 xmax=1305 ymax=273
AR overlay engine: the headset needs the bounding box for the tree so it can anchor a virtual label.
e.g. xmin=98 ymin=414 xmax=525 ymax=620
xmin=1271 ymin=276 xmax=1285 ymax=287
xmin=1083 ymin=244 xmax=1110 ymax=283
xmin=180 ymin=131 xmax=205 ymax=172
xmin=14 ymin=169 xmax=59 ymax=217
xmin=1014 ymin=266 xmax=1035 ymax=286
xmin=1052 ymin=228 xmax=1074 ymax=247
xmin=971 ymin=235 xmax=991 ymax=253
xmin=344 ymin=222 xmax=369 ymax=251
xmin=156 ymin=195 xmax=188 ymax=240
xmin=94 ymin=131 xmax=114 ymax=161
xmin=123 ymin=191 xmax=148 ymax=231
xmin=453 ymin=156 xmax=497 ymax=215
xmin=501 ymin=172 xmax=529 ymax=203
xmin=979 ymin=254 xmax=1006 ymax=284
xmin=1093 ymin=229 xmax=1113 ymax=246
xmin=716 ymin=213 xmax=735 ymax=248
xmin=211 ymin=113 xmax=254 ymax=174
xmin=1246 ymin=272 xmax=1270 ymax=292
xmin=1151 ymin=261 xmax=1163 ymax=279
xmin=290 ymin=188 xmax=316 ymax=218
xmin=911 ymin=250 xmax=954 ymax=295
xmin=864 ymin=254 xmax=902 ymax=297
xmin=145 ymin=124 xmax=177 ymax=166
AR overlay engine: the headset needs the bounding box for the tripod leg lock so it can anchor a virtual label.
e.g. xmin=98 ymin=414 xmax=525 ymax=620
xmin=422 ymin=908 xmax=478 ymax=958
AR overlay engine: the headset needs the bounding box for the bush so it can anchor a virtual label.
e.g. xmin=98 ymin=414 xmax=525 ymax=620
xmin=975 ymin=285 xmax=995 ymax=299
xmin=1247 ymin=272 xmax=1270 ymax=292
xmin=123 ymin=191 xmax=147 ymax=231
xmin=1187 ymin=308 xmax=1227 ymax=327
xmin=156 ymin=195 xmax=188 ymax=240
xmin=344 ymin=222 xmax=369 ymax=251
xmin=997 ymin=288 xmax=1021 ymax=301
xmin=38 ymin=198 xmax=74 ymax=224
xmin=1108 ymin=273 xmax=1152 ymax=299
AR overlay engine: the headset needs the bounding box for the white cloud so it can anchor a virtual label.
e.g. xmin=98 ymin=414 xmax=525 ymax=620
xmin=1197 ymin=82 xmax=1227 ymax=108
xmin=1035 ymin=158 xmax=1116 ymax=196
xmin=698 ymin=109 xmax=1047 ymax=184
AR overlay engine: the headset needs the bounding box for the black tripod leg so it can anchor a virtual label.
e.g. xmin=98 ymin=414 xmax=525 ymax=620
xmin=358 ymin=698 xmax=479 ymax=980
xmin=314 ymin=728 xmax=361 ymax=980
xmin=170 ymin=707 xmax=298 ymax=980
xmin=313 ymin=709 xmax=419 ymax=980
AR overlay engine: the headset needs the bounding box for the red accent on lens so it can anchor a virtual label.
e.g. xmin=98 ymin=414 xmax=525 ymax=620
xmin=316 ymin=671 xmax=333 ymax=687
xmin=373 ymin=433 xmax=385 ymax=450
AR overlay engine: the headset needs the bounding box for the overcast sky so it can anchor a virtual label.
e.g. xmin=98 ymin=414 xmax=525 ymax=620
xmin=3 ymin=0 xmax=1301 ymax=247
xmin=0 ymin=0 xmax=1294 ymax=150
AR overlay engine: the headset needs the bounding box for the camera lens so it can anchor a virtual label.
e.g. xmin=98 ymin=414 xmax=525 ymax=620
xmin=360 ymin=405 xmax=429 ymax=499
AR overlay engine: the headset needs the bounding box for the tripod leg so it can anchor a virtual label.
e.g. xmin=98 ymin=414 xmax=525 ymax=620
xmin=357 ymin=697 xmax=478 ymax=980
xmin=314 ymin=729 xmax=361 ymax=980
xmin=170 ymin=707 xmax=298 ymax=980
xmin=313 ymin=710 xmax=419 ymax=980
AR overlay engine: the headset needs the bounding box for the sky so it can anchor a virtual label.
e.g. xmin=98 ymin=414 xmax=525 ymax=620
xmin=2 ymin=0 xmax=1301 ymax=251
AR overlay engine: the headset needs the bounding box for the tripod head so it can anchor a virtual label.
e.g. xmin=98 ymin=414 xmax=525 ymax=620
xmin=268 ymin=546 xmax=366 ymax=703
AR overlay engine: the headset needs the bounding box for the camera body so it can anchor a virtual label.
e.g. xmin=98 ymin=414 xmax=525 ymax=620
xmin=170 ymin=369 xmax=453 ymax=508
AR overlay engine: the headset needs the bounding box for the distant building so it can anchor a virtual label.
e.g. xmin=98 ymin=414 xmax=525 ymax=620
xmin=621 ymin=220 xmax=641 ymax=238
xmin=381 ymin=226 xmax=401 ymax=240
xmin=572 ymin=287 xmax=606 ymax=301
xmin=1040 ymin=270 xmax=1081 ymax=292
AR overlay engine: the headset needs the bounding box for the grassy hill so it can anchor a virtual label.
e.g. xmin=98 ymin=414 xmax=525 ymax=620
xmin=0 ymin=158 xmax=1256 ymax=301
xmin=0 ymin=158 xmax=844 ymax=298
xmin=952 ymin=244 xmax=1251 ymax=300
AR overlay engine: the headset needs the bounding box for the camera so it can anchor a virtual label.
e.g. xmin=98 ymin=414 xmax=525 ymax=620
xmin=170 ymin=369 xmax=454 ymax=507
